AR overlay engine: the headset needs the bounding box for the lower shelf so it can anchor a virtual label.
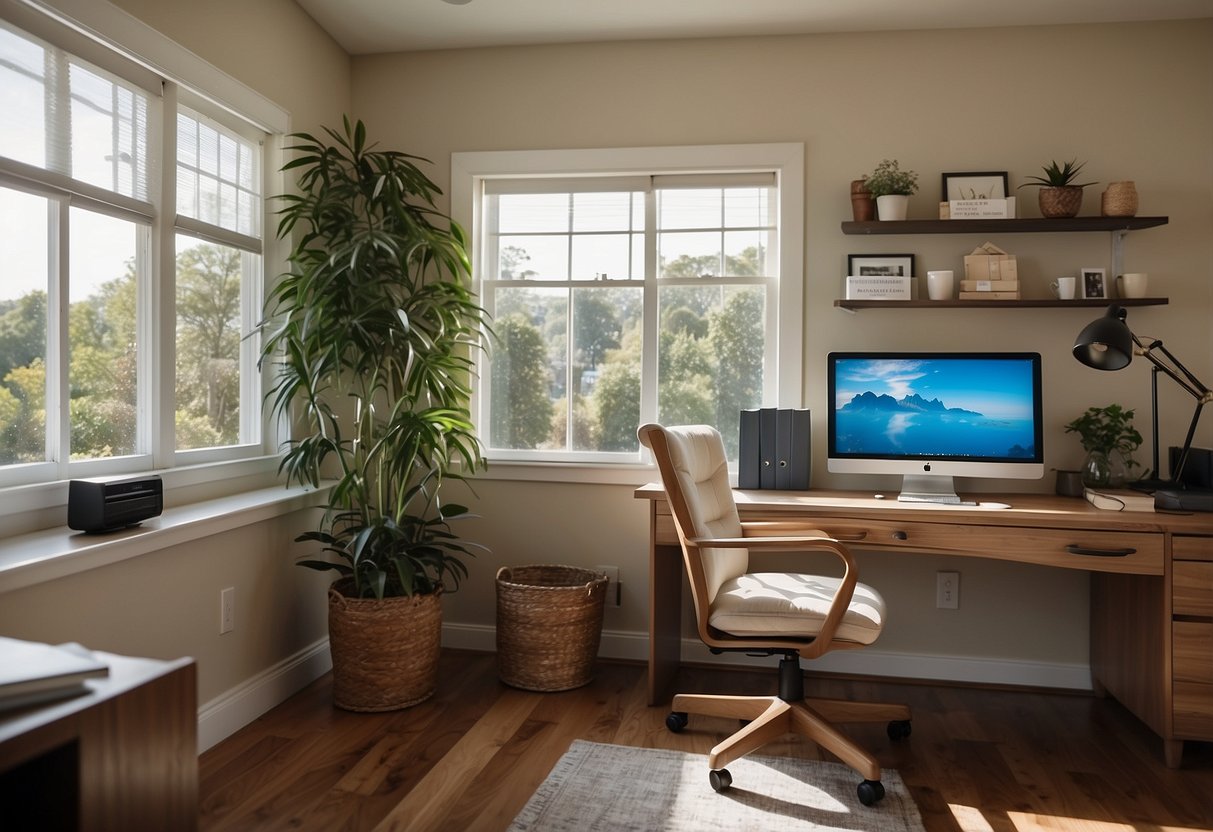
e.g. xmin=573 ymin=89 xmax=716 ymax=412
xmin=834 ymin=297 xmax=1169 ymax=310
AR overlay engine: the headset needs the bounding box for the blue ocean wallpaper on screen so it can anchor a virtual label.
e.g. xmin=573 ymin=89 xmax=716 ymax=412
xmin=832 ymin=356 xmax=1038 ymax=460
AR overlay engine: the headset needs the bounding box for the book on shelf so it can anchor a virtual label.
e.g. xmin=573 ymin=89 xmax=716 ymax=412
xmin=0 ymin=636 xmax=109 ymax=711
xmin=1083 ymin=487 xmax=1155 ymax=512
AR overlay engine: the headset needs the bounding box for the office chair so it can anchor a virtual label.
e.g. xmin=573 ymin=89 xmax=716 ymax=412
xmin=638 ymin=423 xmax=911 ymax=807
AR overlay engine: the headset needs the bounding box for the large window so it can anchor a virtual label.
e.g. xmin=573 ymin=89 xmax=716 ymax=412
xmin=453 ymin=145 xmax=803 ymax=470
xmin=0 ymin=10 xmax=275 ymax=492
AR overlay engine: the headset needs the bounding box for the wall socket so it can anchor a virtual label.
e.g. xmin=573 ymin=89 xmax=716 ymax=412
xmin=220 ymin=587 xmax=235 ymax=633
xmin=596 ymin=565 xmax=621 ymax=607
xmin=936 ymin=571 xmax=959 ymax=609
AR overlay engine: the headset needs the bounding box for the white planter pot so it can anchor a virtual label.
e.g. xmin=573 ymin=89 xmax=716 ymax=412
xmin=876 ymin=194 xmax=909 ymax=221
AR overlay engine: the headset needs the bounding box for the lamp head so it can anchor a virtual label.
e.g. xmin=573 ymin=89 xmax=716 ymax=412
xmin=1073 ymin=304 xmax=1133 ymax=370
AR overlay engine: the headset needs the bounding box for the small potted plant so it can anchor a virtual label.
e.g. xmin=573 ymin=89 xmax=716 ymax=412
xmin=1064 ymin=404 xmax=1142 ymax=488
xmin=864 ymin=159 xmax=918 ymax=221
xmin=1017 ymin=158 xmax=1097 ymax=218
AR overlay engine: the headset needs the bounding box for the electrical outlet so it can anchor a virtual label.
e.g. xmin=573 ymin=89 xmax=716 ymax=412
xmin=220 ymin=587 xmax=235 ymax=633
xmin=596 ymin=565 xmax=621 ymax=607
xmin=936 ymin=571 xmax=959 ymax=609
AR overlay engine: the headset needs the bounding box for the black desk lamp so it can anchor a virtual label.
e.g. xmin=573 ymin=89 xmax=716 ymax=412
xmin=1072 ymin=304 xmax=1213 ymax=507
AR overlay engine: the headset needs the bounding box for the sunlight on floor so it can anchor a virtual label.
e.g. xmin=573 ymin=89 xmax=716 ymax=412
xmin=949 ymin=804 xmax=1206 ymax=832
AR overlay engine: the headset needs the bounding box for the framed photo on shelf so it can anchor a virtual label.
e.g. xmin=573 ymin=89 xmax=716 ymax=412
xmin=941 ymin=171 xmax=1009 ymax=201
xmin=847 ymin=253 xmax=915 ymax=277
xmin=1081 ymin=267 xmax=1108 ymax=299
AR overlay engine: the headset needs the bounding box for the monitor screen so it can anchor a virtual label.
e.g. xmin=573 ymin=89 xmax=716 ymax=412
xmin=827 ymin=352 xmax=1044 ymax=503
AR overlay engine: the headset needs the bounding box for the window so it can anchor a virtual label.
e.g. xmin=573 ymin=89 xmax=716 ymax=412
xmin=0 ymin=9 xmax=279 ymax=495
xmin=452 ymin=145 xmax=804 ymax=471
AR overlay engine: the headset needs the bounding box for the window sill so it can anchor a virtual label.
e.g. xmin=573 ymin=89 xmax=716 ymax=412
xmin=0 ymin=484 xmax=330 ymax=596
xmin=477 ymin=460 xmax=657 ymax=486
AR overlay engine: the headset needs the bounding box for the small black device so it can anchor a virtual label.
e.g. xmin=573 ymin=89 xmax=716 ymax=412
xmin=1154 ymin=487 xmax=1213 ymax=513
xmin=68 ymin=475 xmax=163 ymax=533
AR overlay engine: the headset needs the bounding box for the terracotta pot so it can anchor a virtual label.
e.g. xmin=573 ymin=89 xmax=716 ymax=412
xmin=1038 ymin=186 xmax=1084 ymax=218
xmin=850 ymin=180 xmax=875 ymax=222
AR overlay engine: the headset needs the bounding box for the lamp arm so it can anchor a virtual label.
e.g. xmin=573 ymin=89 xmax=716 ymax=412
xmin=1133 ymin=334 xmax=1212 ymax=403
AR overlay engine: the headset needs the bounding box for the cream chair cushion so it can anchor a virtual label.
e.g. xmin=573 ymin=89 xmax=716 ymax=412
xmin=660 ymin=424 xmax=748 ymax=604
xmin=710 ymin=572 xmax=886 ymax=645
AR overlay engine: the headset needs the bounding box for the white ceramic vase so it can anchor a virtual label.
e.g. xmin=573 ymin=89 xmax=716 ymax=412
xmin=876 ymin=194 xmax=908 ymax=221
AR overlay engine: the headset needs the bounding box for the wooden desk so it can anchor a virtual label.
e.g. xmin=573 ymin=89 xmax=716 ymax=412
xmin=0 ymin=652 xmax=198 ymax=831
xmin=635 ymin=485 xmax=1213 ymax=767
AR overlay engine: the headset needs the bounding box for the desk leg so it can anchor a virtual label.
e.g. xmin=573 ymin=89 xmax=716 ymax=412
xmin=649 ymin=542 xmax=683 ymax=705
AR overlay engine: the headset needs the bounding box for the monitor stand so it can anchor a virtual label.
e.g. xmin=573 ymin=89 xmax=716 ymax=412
xmin=897 ymin=474 xmax=964 ymax=505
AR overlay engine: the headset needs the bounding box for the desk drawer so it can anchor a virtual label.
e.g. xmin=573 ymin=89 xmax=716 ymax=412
xmin=1173 ymin=535 xmax=1213 ymax=562
xmin=1174 ymin=622 xmax=1213 ymax=738
xmin=811 ymin=518 xmax=1164 ymax=575
xmin=1174 ymin=561 xmax=1213 ymax=617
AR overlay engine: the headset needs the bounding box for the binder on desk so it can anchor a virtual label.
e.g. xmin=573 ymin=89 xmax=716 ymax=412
xmin=789 ymin=409 xmax=811 ymax=490
xmin=738 ymin=409 xmax=761 ymax=489
xmin=775 ymin=409 xmax=793 ymax=489
xmin=758 ymin=407 xmax=777 ymax=489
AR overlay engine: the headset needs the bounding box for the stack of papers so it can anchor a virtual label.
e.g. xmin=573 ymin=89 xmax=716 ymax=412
xmin=0 ymin=637 xmax=109 ymax=712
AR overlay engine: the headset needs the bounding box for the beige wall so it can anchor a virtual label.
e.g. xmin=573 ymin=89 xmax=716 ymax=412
xmin=355 ymin=20 xmax=1213 ymax=671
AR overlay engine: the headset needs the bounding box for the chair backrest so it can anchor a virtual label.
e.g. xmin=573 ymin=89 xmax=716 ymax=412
xmin=638 ymin=424 xmax=748 ymax=609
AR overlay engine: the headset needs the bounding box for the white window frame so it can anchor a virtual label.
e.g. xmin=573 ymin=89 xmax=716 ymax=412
xmin=0 ymin=0 xmax=291 ymax=526
xmin=451 ymin=143 xmax=804 ymax=484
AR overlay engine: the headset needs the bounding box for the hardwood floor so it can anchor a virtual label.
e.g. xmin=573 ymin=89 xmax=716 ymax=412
xmin=199 ymin=650 xmax=1213 ymax=831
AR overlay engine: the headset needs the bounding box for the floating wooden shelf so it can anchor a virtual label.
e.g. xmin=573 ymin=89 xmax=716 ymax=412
xmin=834 ymin=297 xmax=1169 ymax=311
xmin=841 ymin=217 xmax=1169 ymax=235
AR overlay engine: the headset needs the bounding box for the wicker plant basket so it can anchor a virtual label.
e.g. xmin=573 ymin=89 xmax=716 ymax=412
xmin=327 ymin=579 xmax=442 ymax=712
xmin=1101 ymin=181 xmax=1138 ymax=217
xmin=1038 ymin=186 xmax=1084 ymax=218
xmin=496 ymin=564 xmax=608 ymax=691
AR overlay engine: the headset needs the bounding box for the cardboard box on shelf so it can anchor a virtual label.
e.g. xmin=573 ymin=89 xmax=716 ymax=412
xmin=959 ymin=279 xmax=1020 ymax=292
xmin=963 ymin=242 xmax=1018 ymax=281
xmin=845 ymin=275 xmax=911 ymax=300
xmin=959 ymin=290 xmax=1022 ymax=300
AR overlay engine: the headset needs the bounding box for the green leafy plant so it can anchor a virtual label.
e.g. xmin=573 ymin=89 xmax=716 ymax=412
xmin=864 ymin=159 xmax=919 ymax=197
xmin=1064 ymin=404 xmax=1142 ymax=471
xmin=260 ymin=117 xmax=489 ymax=600
xmin=1018 ymin=159 xmax=1097 ymax=189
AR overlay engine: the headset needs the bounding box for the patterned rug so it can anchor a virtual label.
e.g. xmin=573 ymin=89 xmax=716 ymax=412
xmin=509 ymin=740 xmax=925 ymax=831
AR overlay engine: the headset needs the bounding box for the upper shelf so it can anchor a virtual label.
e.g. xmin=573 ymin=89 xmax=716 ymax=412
xmin=834 ymin=297 xmax=1169 ymax=311
xmin=841 ymin=216 xmax=1169 ymax=235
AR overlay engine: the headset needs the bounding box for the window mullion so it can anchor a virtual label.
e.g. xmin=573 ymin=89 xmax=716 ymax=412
xmin=149 ymin=81 xmax=174 ymax=466
xmin=639 ymin=188 xmax=658 ymax=427
xmin=48 ymin=198 xmax=69 ymax=473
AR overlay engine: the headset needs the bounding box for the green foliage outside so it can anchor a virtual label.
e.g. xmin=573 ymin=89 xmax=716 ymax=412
xmin=0 ymin=243 xmax=241 ymax=465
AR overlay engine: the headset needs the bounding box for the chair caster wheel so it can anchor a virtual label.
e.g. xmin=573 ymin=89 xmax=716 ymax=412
xmin=887 ymin=719 xmax=912 ymax=741
xmin=709 ymin=768 xmax=732 ymax=792
xmin=857 ymin=779 xmax=885 ymax=806
xmin=666 ymin=711 xmax=689 ymax=733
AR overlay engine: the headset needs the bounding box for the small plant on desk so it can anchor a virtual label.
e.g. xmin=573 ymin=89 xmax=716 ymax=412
xmin=1065 ymin=404 xmax=1143 ymax=488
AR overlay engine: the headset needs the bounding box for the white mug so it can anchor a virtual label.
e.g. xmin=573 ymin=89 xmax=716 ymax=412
xmin=1051 ymin=276 xmax=1076 ymax=300
xmin=1118 ymin=272 xmax=1148 ymax=298
xmin=926 ymin=270 xmax=954 ymax=301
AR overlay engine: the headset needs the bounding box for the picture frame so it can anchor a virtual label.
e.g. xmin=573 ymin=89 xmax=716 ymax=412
xmin=847 ymin=253 xmax=915 ymax=278
xmin=1081 ymin=267 xmax=1108 ymax=299
xmin=941 ymin=171 xmax=1009 ymax=202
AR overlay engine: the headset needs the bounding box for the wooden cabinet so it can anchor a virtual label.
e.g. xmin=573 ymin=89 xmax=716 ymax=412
xmin=0 ymin=653 xmax=197 ymax=831
xmin=1172 ymin=536 xmax=1213 ymax=745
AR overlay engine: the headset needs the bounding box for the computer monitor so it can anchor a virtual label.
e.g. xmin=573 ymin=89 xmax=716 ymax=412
xmin=827 ymin=352 xmax=1044 ymax=504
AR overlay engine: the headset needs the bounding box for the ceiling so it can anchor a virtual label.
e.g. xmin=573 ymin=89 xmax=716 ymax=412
xmin=295 ymin=0 xmax=1213 ymax=56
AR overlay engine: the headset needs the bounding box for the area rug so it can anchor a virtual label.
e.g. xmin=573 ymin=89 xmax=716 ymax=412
xmin=508 ymin=740 xmax=925 ymax=831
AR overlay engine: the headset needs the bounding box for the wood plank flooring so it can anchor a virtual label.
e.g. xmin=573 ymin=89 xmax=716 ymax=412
xmin=199 ymin=650 xmax=1213 ymax=831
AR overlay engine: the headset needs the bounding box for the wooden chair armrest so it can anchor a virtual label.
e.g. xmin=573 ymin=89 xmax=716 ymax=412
xmin=742 ymin=520 xmax=868 ymax=542
xmin=686 ymin=532 xmax=860 ymax=657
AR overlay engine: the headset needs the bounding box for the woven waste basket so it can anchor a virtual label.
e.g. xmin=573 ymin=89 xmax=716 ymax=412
xmin=496 ymin=564 xmax=608 ymax=691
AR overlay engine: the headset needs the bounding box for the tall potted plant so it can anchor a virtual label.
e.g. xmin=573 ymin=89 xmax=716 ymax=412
xmin=260 ymin=118 xmax=488 ymax=711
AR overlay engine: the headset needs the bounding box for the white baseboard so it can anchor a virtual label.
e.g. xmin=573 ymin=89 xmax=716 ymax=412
xmin=196 ymin=637 xmax=332 ymax=753
xmin=441 ymin=622 xmax=1091 ymax=691
xmin=198 ymin=624 xmax=1089 ymax=756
